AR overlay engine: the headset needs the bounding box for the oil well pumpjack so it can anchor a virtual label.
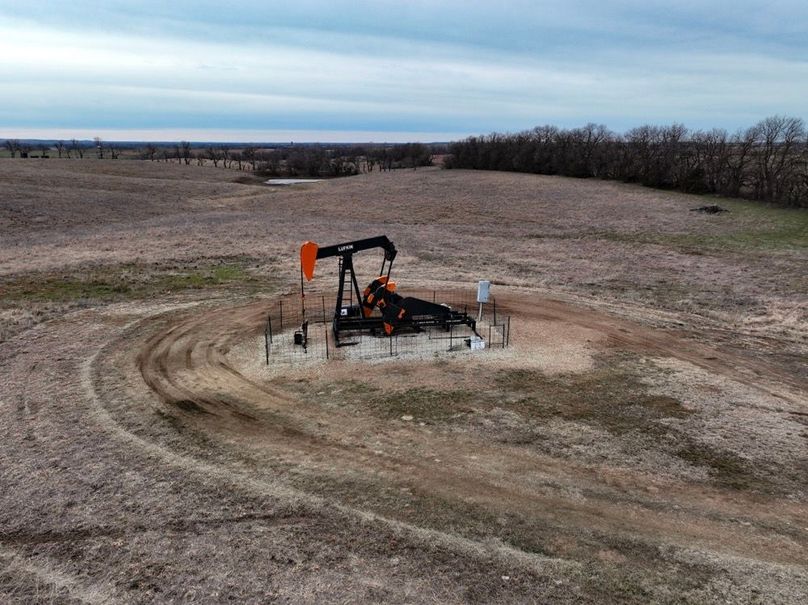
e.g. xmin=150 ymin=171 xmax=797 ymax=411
xmin=299 ymin=235 xmax=479 ymax=346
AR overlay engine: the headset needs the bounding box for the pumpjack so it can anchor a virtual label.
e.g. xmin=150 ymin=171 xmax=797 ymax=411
xmin=299 ymin=235 xmax=478 ymax=345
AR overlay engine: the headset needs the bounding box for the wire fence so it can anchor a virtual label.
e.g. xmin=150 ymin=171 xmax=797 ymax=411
xmin=263 ymin=289 xmax=510 ymax=365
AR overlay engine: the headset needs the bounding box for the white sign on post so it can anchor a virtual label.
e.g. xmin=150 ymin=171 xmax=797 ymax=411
xmin=477 ymin=280 xmax=491 ymax=303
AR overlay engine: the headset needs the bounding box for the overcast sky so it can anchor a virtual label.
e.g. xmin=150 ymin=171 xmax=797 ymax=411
xmin=1 ymin=1 xmax=806 ymax=142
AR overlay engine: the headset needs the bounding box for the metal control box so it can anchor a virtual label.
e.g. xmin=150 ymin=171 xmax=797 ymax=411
xmin=477 ymin=280 xmax=491 ymax=303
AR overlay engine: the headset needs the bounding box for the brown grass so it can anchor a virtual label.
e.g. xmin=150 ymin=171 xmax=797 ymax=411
xmin=1 ymin=160 xmax=806 ymax=603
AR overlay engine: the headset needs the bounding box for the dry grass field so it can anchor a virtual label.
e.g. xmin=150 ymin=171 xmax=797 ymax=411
xmin=1 ymin=159 xmax=806 ymax=603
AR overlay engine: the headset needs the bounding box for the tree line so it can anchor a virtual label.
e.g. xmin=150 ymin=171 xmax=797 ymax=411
xmin=445 ymin=116 xmax=808 ymax=207
xmin=3 ymin=137 xmax=120 ymax=159
xmin=2 ymin=138 xmax=435 ymax=178
xmin=140 ymin=142 xmax=433 ymax=177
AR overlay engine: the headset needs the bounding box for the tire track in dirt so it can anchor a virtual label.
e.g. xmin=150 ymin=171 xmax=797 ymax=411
xmin=0 ymin=514 xmax=308 ymax=547
xmin=107 ymin=293 xmax=808 ymax=568
xmin=0 ymin=544 xmax=119 ymax=605
xmin=82 ymin=345 xmax=577 ymax=582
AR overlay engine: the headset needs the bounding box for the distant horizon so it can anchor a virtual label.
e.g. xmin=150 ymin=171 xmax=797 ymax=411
xmin=0 ymin=128 xmax=466 ymax=145
xmin=2 ymin=114 xmax=805 ymax=146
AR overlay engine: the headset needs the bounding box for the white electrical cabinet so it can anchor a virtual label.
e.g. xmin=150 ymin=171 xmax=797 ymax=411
xmin=477 ymin=280 xmax=491 ymax=303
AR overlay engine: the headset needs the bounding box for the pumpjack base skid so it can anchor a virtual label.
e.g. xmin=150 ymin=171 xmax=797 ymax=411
xmin=332 ymin=309 xmax=478 ymax=346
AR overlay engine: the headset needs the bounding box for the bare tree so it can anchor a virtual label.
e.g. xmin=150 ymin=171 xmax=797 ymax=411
xmin=205 ymin=146 xmax=220 ymax=167
xmin=55 ymin=140 xmax=65 ymax=158
xmin=4 ymin=139 xmax=20 ymax=158
xmin=71 ymin=139 xmax=84 ymax=159
xmin=219 ymin=145 xmax=230 ymax=168
xmin=109 ymin=144 xmax=119 ymax=159
xmin=144 ymin=143 xmax=158 ymax=161
xmin=243 ymin=146 xmax=257 ymax=171
xmin=181 ymin=141 xmax=192 ymax=165
xmin=231 ymin=151 xmax=243 ymax=170
xmin=94 ymin=137 xmax=104 ymax=159
xmin=751 ymin=116 xmax=806 ymax=202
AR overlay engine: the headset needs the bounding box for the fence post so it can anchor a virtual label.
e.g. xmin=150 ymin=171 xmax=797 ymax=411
xmin=265 ymin=324 xmax=269 ymax=365
xmin=506 ymin=316 xmax=511 ymax=348
xmin=267 ymin=314 xmax=273 ymax=344
xmin=449 ymin=323 xmax=453 ymax=351
xmin=493 ymin=297 xmax=497 ymax=326
xmin=322 ymin=295 xmax=326 ymax=324
xmin=389 ymin=334 xmax=393 ymax=357
xmin=325 ymin=325 xmax=329 ymax=360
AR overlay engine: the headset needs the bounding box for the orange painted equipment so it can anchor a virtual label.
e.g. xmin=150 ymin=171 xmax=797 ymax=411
xmin=300 ymin=241 xmax=319 ymax=281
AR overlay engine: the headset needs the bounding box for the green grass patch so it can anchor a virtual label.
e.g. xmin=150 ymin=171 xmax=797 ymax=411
xmin=594 ymin=200 xmax=808 ymax=253
xmin=1 ymin=257 xmax=269 ymax=303
xmin=305 ymin=359 xmax=691 ymax=433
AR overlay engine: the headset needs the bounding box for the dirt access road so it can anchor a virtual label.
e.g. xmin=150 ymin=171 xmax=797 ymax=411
xmin=1 ymin=160 xmax=806 ymax=603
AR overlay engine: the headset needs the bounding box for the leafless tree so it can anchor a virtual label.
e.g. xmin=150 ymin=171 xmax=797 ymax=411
xmin=94 ymin=137 xmax=104 ymax=159
xmin=242 ymin=146 xmax=257 ymax=171
xmin=181 ymin=141 xmax=192 ymax=165
xmin=55 ymin=140 xmax=65 ymax=158
xmin=231 ymin=151 xmax=243 ymax=170
xmin=109 ymin=144 xmax=119 ymax=159
xmin=71 ymin=139 xmax=84 ymax=158
xmin=4 ymin=139 xmax=20 ymax=158
xmin=692 ymin=129 xmax=729 ymax=193
xmin=219 ymin=145 xmax=230 ymax=168
xmin=144 ymin=143 xmax=158 ymax=161
xmin=205 ymin=146 xmax=220 ymax=167
xmin=724 ymin=127 xmax=757 ymax=198
xmin=750 ymin=116 xmax=806 ymax=202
